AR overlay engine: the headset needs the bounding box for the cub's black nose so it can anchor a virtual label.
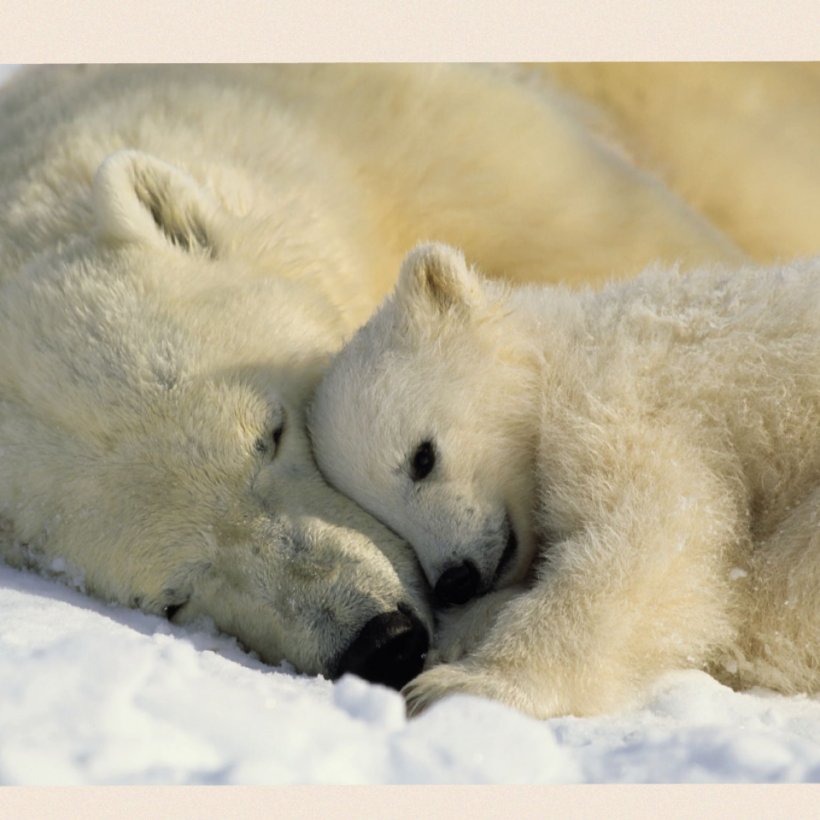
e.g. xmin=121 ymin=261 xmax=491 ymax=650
xmin=336 ymin=606 xmax=429 ymax=690
xmin=434 ymin=560 xmax=480 ymax=606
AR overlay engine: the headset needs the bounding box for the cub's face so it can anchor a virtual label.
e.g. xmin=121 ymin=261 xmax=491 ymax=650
xmin=311 ymin=244 xmax=539 ymax=607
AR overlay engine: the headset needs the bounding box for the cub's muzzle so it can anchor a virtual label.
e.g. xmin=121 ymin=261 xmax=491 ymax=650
xmin=434 ymin=559 xmax=481 ymax=606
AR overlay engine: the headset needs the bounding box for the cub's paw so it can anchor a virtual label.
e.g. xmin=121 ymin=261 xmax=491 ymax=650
xmin=402 ymin=662 xmax=533 ymax=717
xmin=426 ymin=585 xmax=525 ymax=667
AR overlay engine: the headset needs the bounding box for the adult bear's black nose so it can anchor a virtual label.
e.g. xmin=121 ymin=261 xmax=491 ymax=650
xmin=434 ymin=560 xmax=480 ymax=606
xmin=335 ymin=605 xmax=429 ymax=690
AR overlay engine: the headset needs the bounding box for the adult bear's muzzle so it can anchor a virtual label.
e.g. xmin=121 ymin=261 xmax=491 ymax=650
xmin=334 ymin=603 xmax=429 ymax=690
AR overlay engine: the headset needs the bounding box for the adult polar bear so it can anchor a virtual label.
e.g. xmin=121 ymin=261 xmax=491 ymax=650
xmin=0 ymin=63 xmax=764 ymax=688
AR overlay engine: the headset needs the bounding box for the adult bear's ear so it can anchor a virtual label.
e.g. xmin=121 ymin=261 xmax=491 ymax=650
xmin=93 ymin=150 xmax=221 ymax=256
xmin=396 ymin=242 xmax=484 ymax=315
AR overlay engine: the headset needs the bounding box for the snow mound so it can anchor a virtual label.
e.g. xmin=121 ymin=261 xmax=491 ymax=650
xmin=1 ymin=563 xmax=818 ymax=784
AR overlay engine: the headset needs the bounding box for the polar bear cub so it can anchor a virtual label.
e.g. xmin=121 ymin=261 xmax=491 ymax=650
xmin=310 ymin=242 xmax=820 ymax=718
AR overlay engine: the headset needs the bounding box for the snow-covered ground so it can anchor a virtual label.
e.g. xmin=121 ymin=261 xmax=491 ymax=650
xmin=1 ymin=64 xmax=819 ymax=787
xmin=1 ymin=561 xmax=819 ymax=785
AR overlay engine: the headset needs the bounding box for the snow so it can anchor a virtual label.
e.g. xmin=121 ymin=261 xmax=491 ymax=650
xmin=1 ymin=64 xmax=818 ymax=787
xmin=1 ymin=562 xmax=819 ymax=785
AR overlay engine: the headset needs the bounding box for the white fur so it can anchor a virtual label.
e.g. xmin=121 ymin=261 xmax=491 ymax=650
xmin=311 ymin=242 xmax=820 ymax=717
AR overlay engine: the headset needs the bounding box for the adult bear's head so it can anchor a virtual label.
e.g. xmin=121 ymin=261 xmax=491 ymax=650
xmin=0 ymin=149 xmax=431 ymax=688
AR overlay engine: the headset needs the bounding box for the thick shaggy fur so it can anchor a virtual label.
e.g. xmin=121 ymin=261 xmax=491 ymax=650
xmin=310 ymin=243 xmax=820 ymax=717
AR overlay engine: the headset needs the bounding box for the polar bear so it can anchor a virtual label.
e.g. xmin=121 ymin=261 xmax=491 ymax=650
xmin=309 ymin=242 xmax=820 ymax=717
xmin=1 ymin=64 xmax=748 ymax=688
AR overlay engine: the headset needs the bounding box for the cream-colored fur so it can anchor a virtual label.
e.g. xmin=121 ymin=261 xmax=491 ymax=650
xmin=310 ymin=243 xmax=820 ymax=718
xmin=0 ymin=63 xmax=813 ymax=685
xmin=542 ymin=62 xmax=820 ymax=262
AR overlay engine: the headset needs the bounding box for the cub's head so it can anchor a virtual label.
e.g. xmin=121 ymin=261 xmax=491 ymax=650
xmin=310 ymin=243 xmax=540 ymax=607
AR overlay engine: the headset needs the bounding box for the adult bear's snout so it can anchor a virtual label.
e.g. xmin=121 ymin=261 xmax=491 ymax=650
xmin=335 ymin=605 xmax=429 ymax=690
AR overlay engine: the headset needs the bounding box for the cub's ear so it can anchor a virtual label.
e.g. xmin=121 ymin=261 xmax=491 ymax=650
xmin=396 ymin=242 xmax=484 ymax=314
xmin=93 ymin=150 xmax=221 ymax=256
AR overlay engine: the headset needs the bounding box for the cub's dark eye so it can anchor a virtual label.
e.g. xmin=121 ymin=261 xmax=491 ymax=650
xmin=410 ymin=440 xmax=436 ymax=482
xmin=163 ymin=601 xmax=186 ymax=621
